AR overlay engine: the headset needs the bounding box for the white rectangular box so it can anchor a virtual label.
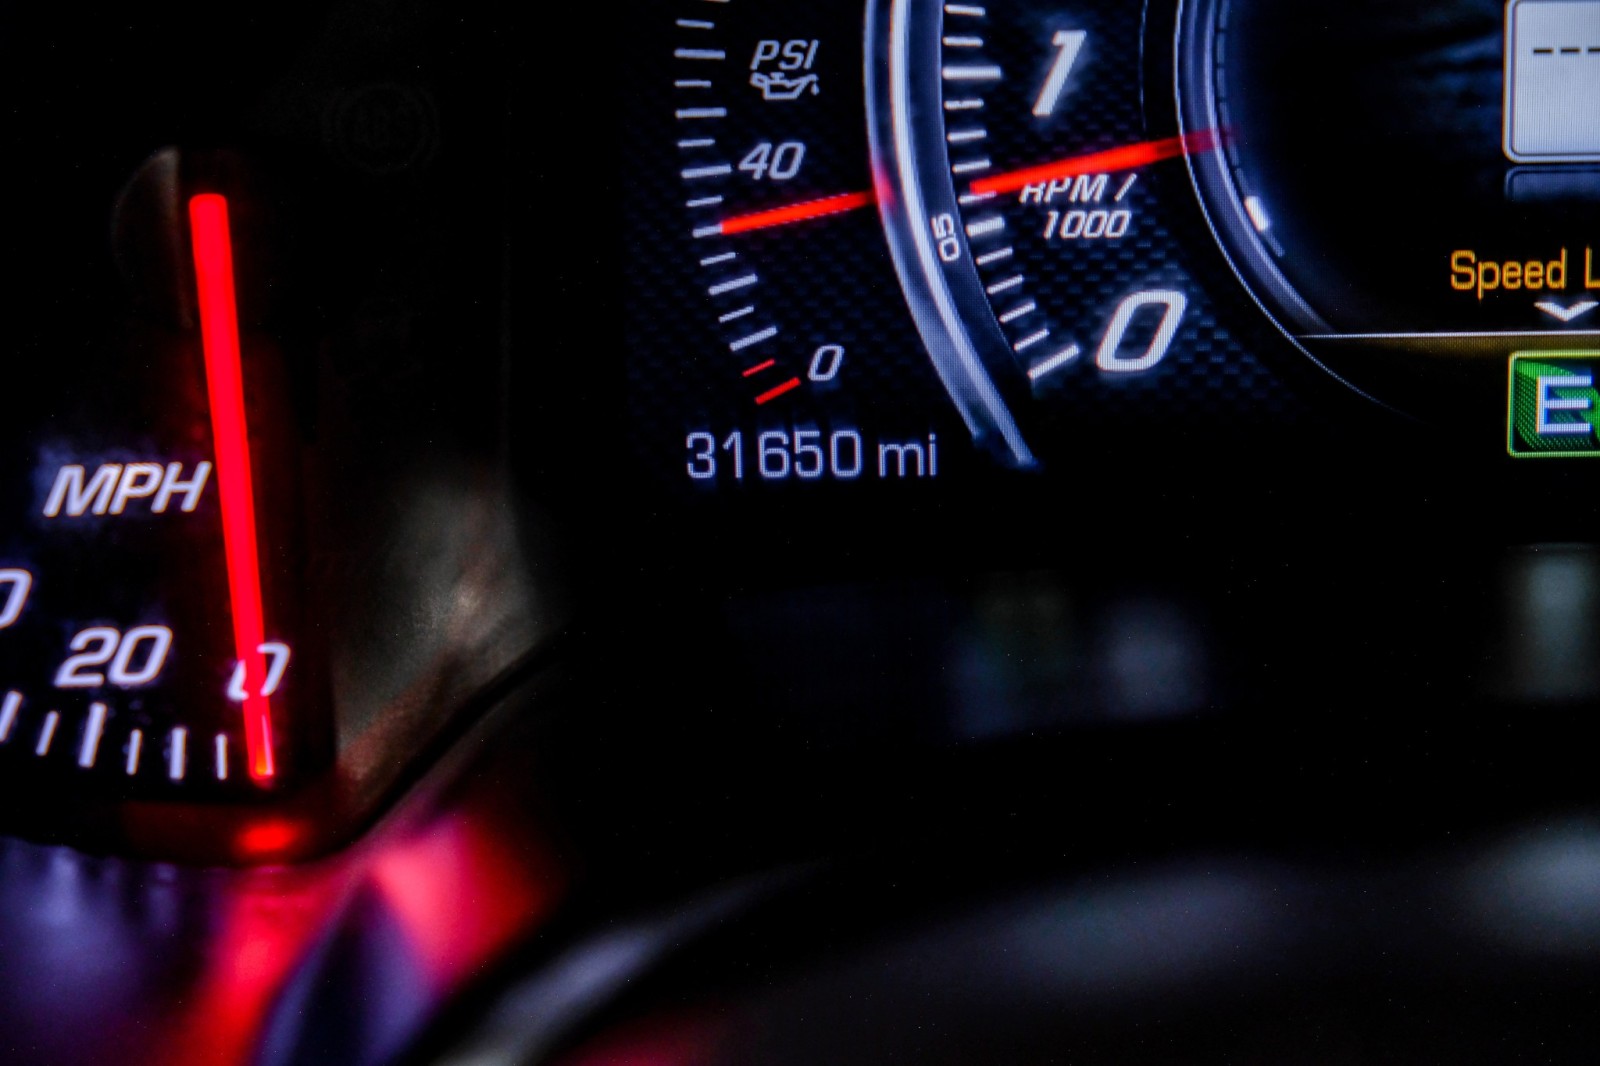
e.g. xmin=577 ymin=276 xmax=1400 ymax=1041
xmin=1505 ymin=0 xmax=1600 ymax=162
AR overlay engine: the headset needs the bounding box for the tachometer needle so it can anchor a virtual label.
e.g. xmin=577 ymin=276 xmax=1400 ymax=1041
xmin=718 ymin=190 xmax=876 ymax=236
xmin=713 ymin=132 xmax=1221 ymax=234
xmin=970 ymin=129 xmax=1223 ymax=197
xmin=189 ymin=193 xmax=275 ymax=782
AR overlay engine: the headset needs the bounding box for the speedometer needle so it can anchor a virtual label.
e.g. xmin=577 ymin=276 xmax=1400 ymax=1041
xmin=970 ymin=129 xmax=1223 ymax=197
xmin=190 ymin=193 xmax=276 ymax=782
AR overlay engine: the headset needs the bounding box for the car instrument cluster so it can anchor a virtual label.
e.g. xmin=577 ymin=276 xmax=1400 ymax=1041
xmin=6 ymin=0 xmax=1600 ymax=860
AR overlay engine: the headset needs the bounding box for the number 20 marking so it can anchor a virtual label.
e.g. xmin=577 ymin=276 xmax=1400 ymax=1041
xmin=55 ymin=625 xmax=173 ymax=689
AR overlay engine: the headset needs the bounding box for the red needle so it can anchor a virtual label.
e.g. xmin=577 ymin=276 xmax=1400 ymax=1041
xmin=970 ymin=129 xmax=1223 ymax=197
xmin=189 ymin=194 xmax=275 ymax=782
xmin=717 ymin=190 xmax=876 ymax=236
xmin=712 ymin=131 xmax=1222 ymax=235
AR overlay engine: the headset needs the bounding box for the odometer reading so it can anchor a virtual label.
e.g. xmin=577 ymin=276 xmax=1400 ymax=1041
xmin=686 ymin=427 xmax=942 ymax=484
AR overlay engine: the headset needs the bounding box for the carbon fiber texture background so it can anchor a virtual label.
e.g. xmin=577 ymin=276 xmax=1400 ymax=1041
xmin=620 ymin=0 xmax=1315 ymax=498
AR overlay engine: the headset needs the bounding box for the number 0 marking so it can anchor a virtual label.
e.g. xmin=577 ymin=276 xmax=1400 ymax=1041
xmin=1096 ymin=290 xmax=1188 ymax=373
xmin=1034 ymin=30 xmax=1088 ymax=117
xmin=226 ymin=642 xmax=292 ymax=702
xmin=0 ymin=570 xmax=30 ymax=630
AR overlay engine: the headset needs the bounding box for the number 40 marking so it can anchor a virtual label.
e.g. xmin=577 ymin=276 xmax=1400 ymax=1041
xmin=1034 ymin=30 xmax=1088 ymax=118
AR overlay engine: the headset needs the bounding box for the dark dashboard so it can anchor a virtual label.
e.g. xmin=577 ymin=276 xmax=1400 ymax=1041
xmin=2 ymin=1 xmax=1599 ymax=1063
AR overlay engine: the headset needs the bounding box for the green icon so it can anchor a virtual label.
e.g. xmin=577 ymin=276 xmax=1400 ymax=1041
xmin=1508 ymin=353 xmax=1600 ymax=458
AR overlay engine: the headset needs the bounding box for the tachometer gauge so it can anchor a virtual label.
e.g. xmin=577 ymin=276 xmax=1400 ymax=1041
xmin=630 ymin=0 xmax=1294 ymax=491
xmin=867 ymin=0 xmax=1237 ymax=468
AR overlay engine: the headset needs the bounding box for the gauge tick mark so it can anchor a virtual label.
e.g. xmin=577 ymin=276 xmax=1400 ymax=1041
xmin=1014 ymin=329 xmax=1051 ymax=352
xmin=730 ymin=326 xmax=778 ymax=352
xmin=709 ymin=274 xmax=758 ymax=296
xmin=943 ymin=65 xmax=1002 ymax=81
xmin=755 ymin=378 xmax=803 ymax=405
xmin=77 ymin=702 xmax=107 ymax=769
xmin=35 ymin=711 xmax=59 ymax=757
xmin=169 ymin=727 xmax=188 ymax=782
xmin=1028 ymin=345 xmax=1083 ymax=382
xmin=0 ymin=692 xmax=19 ymax=742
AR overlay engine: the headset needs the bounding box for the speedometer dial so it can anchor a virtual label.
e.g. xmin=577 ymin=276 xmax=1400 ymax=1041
xmin=0 ymin=155 xmax=315 ymax=807
xmin=0 ymin=7 xmax=534 ymax=862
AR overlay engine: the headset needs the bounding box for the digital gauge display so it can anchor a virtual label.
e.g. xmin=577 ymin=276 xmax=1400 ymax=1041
xmin=626 ymin=0 xmax=1293 ymax=493
xmin=1180 ymin=0 xmax=1600 ymax=439
xmin=627 ymin=0 xmax=1600 ymax=491
xmin=649 ymin=1 xmax=977 ymax=493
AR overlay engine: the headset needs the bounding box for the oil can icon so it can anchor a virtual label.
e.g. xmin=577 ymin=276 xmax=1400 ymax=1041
xmin=1505 ymin=0 xmax=1600 ymax=162
xmin=750 ymin=71 xmax=820 ymax=101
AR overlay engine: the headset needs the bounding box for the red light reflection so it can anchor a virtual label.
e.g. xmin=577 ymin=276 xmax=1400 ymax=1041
xmin=372 ymin=813 xmax=563 ymax=990
xmin=161 ymin=870 xmax=344 ymax=1066
xmin=151 ymin=805 xmax=564 ymax=1066
xmin=233 ymin=818 xmax=307 ymax=862
xmin=555 ymin=1014 xmax=725 ymax=1066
